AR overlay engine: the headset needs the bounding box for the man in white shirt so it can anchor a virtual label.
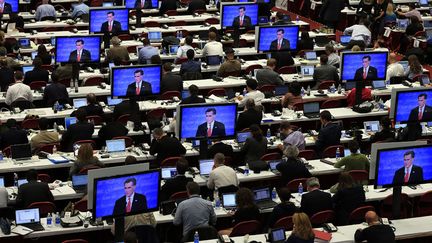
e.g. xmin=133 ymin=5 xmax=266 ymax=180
xmin=202 ymin=32 xmax=224 ymax=57
xmin=5 ymin=71 xmax=33 ymax=106
xmin=176 ymin=36 xmax=194 ymax=60
xmin=207 ymin=153 xmax=239 ymax=190
xmin=343 ymin=19 xmax=372 ymax=47
xmin=235 ymin=78 xmax=265 ymax=107
xmin=386 ymin=53 xmax=404 ymax=79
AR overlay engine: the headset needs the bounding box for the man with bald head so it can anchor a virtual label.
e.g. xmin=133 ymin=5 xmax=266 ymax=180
xmin=354 ymin=211 xmax=395 ymax=243
xmin=386 ymin=53 xmax=404 ymax=80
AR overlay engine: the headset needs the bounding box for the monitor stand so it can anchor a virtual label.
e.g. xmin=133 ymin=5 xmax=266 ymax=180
xmin=199 ymin=138 xmax=209 ymax=159
xmin=114 ymin=217 xmax=125 ymax=242
xmin=392 ymin=186 xmax=402 ymax=219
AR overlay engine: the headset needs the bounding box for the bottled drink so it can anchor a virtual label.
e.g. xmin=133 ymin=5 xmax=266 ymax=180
xmin=53 ymin=122 xmax=58 ymax=131
xmin=55 ymin=212 xmax=61 ymax=226
xmin=0 ymin=150 xmax=3 ymax=161
xmin=296 ymin=15 xmax=299 ymax=22
xmin=179 ymin=30 xmax=183 ymax=39
xmin=162 ymin=113 xmax=167 ymax=125
xmin=298 ymin=183 xmax=303 ymax=195
xmin=272 ymin=188 xmax=277 ymax=199
xmin=244 ymin=163 xmax=249 ymax=176
xmin=74 ymin=80 xmax=79 ymax=93
xmin=337 ymin=84 xmax=341 ymax=93
xmin=70 ymin=80 xmax=74 ymax=89
xmin=14 ymin=173 xmax=18 ymax=187
xmin=330 ymin=84 xmax=336 ymax=93
xmin=306 ymin=85 xmax=311 ymax=96
xmin=301 ymin=87 xmax=305 ymax=97
xmin=266 ymin=128 xmax=271 ymax=138
xmin=52 ymin=145 xmax=57 ymax=154
xmin=47 ymin=213 xmax=53 ymax=227
xmin=243 ymin=88 xmax=247 ymax=96
xmin=214 ymin=189 xmax=220 ymax=209
xmin=336 ymin=148 xmax=341 ymax=160
xmin=194 ymin=231 xmax=200 ymax=243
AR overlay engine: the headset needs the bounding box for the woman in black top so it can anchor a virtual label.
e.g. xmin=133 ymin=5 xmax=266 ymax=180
xmin=370 ymin=117 xmax=395 ymax=143
xmin=276 ymin=145 xmax=312 ymax=186
xmin=237 ymin=99 xmax=263 ymax=131
xmin=269 ymin=187 xmax=298 ymax=227
xmin=286 ymin=212 xmax=315 ymax=243
xmin=24 ymin=57 xmax=49 ymax=85
xmin=35 ymin=44 xmax=52 ymax=65
xmin=241 ymin=124 xmax=267 ymax=163
xmin=297 ymin=31 xmax=314 ymax=51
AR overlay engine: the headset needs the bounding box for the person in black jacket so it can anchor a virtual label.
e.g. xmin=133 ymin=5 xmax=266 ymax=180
xmin=159 ymin=0 xmax=177 ymax=15
xmin=43 ymin=71 xmax=69 ymax=106
xmin=71 ymin=93 xmax=104 ymax=118
xmin=180 ymin=84 xmax=205 ymax=105
xmin=0 ymin=57 xmax=13 ymax=92
xmin=160 ymin=157 xmax=193 ymax=201
xmin=98 ymin=116 xmax=129 ymax=144
xmin=0 ymin=119 xmax=28 ymax=149
xmin=268 ymin=187 xmax=298 ymax=227
xmin=354 ymin=211 xmax=395 ymax=243
xmin=60 ymin=108 xmax=94 ymax=152
xmin=237 ymin=99 xmax=263 ymax=131
xmin=150 ymin=128 xmax=186 ymax=164
xmin=16 ymin=169 xmax=54 ymax=209
xmin=35 ymin=44 xmax=52 ymax=65
xmin=297 ymin=31 xmax=314 ymax=51
xmin=160 ymin=62 xmax=183 ymax=94
xmin=332 ymin=172 xmax=365 ymax=225
xmin=277 ymin=146 xmax=312 ymax=186
xmin=23 ymin=57 xmax=49 ymax=85
xmin=369 ymin=116 xmax=395 ymax=143
xmin=315 ymin=111 xmax=342 ymax=156
xmin=300 ymin=177 xmax=333 ymax=217
xmin=187 ymin=0 xmax=206 ymax=15
xmin=208 ymin=139 xmax=233 ymax=159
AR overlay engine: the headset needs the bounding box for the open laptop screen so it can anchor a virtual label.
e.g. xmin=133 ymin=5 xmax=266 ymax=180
xmin=303 ymin=102 xmax=320 ymax=114
xmin=161 ymin=167 xmax=177 ymax=179
xmin=106 ymin=139 xmax=126 ymax=152
xmin=11 ymin=144 xmax=32 ymax=160
xmin=15 ymin=208 xmax=40 ymax=224
xmin=73 ymin=98 xmax=87 ymax=108
xmin=253 ymin=187 xmax=271 ymax=201
xmin=72 ymin=174 xmax=88 ymax=187
xmin=222 ymin=193 xmax=236 ymax=207
xmin=199 ymin=159 xmax=214 ymax=176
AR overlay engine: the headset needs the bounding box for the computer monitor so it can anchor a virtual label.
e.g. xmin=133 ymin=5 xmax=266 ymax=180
xmin=0 ymin=0 xmax=19 ymax=13
xmin=256 ymin=25 xmax=299 ymax=52
xmin=303 ymin=102 xmax=320 ymax=113
xmin=93 ymin=169 xmax=160 ymax=219
xmin=22 ymin=66 xmax=33 ymax=75
xmin=106 ymin=139 xmax=126 ymax=152
xmin=372 ymin=80 xmax=386 ymax=90
xmin=18 ymin=38 xmax=31 ymax=48
xmin=177 ymin=103 xmax=238 ymax=139
xmin=72 ymin=174 xmax=88 ymax=188
xmin=15 ymin=208 xmax=40 ymax=225
xmin=300 ymin=65 xmax=314 ymax=76
xmin=253 ymin=187 xmax=271 ymax=201
xmin=124 ymin=0 xmax=158 ymax=9
xmin=168 ymin=45 xmax=179 ymax=55
xmin=340 ymin=35 xmax=351 ymax=45
xmin=206 ymin=55 xmax=222 ymax=66
xmin=65 ymin=117 xmax=78 ymax=129
xmin=161 ymin=167 xmax=177 ymax=179
xmin=391 ymin=87 xmax=432 ymax=123
xmin=11 ymin=144 xmax=32 ymax=160
xmin=375 ymin=144 xmax=432 ymax=188
xmin=274 ymin=85 xmax=289 ymax=96
xmin=55 ymin=36 xmax=102 ymax=64
xmin=147 ymin=31 xmax=162 ymax=42
xmin=107 ymin=97 xmax=123 ymax=106
xmin=420 ymin=0 xmax=429 ymax=7
xmin=236 ymin=131 xmax=252 ymax=143
xmin=364 ymin=120 xmax=380 ymax=132
xmin=111 ymin=65 xmax=162 ymax=98
xmin=396 ymin=18 xmax=409 ymax=30
xmin=420 ymin=75 xmax=431 ymax=86
xmin=89 ymin=8 xmax=129 ymax=34
xmin=181 ymin=90 xmax=189 ymax=99
xmin=221 ymin=3 xmax=258 ymax=29
xmin=304 ymin=51 xmax=317 ymax=60
xmin=222 ymin=193 xmax=236 ymax=208
xmin=50 ymin=37 xmax=56 ymax=46
xmin=199 ymin=159 xmax=214 ymax=176
xmin=73 ymin=98 xmax=87 ymax=109
xmin=269 ymin=160 xmax=282 ymax=170
xmin=341 ymin=51 xmax=388 ymax=81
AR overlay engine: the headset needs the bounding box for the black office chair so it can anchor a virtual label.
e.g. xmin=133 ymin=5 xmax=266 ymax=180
xmin=11 ymin=98 xmax=34 ymax=110
xmin=40 ymin=16 xmax=56 ymax=21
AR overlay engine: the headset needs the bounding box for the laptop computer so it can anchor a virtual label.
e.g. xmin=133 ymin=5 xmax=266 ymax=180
xmin=207 ymin=55 xmax=222 ymax=66
xmin=253 ymin=187 xmax=278 ymax=209
xmin=65 ymin=117 xmax=77 ymax=129
xmin=181 ymin=90 xmax=190 ymax=100
xmin=274 ymin=85 xmax=289 ymax=96
xmin=424 ymin=20 xmax=432 ymax=29
xmin=304 ymin=51 xmax=317 ymax=60
xmin=303 ymin=102 xmax=320 ymax=119
xmin=372 ymin=80 xmax=386 ymax=90
xmin=106 ymin=139 xmax=126 ymax=158
xmin=22 ymin=66 xmax=33 ymax=75
xmin=399 ymin=61 xmax=409 ymax=70
xmin=102 ymin=1 xmax=114 ymax=7
xmin=72 ymin=174 xmax=88 ymax=191
xmin=236 ymin=131 xmax=252 ymax=143
xmin=314 ymin=36 xmax=330 ymax=47
xmin=300 ymin=65 xmax=314 ymax=76
xmin=258 ymin=16 xmax=269 ymax=25
xmin=269 ymin=228 xmax=286 ymax=243
xmin=396 ymin=19 xmax=409 ymax=30
xmin=148 ymin=31 xmax=163 ymax=43
xmin=161 ymin=167 xmax=177 ymax=180
xmin=107 ymin=97 xmax=122 ymax=106
xmin=340 ymin=35 xmax=351 ymax=46
xmin=168 ymin=45 xmax=179 ymax=55
xmin=427 ymin=30 xmax=432 ymax=40
xmin=420 ymin=0 xmax=429 ymax=7
xmin=18 ymin=179 xmax=28 ymax=187
xmin=31 ymin=51 xmax=38 ymax=60
xmin=199 ymin=159 xmax=214 ymax=179
xmin=222 ymin=192 xmax=237 ymax=210
xmin=0 ymin=176 xmax=4 ymax=187
xmin=18 ymin=38 xmax=31 ymax=49
xmin=15 ymin=208 xmax=45 ymax=231
xmin=11 ymin=144 xmax=32 ymax=162
xmin=269 ymin=159 xmax=282 ymax=174
xmin=364 ymin=120 xmax=379 ymax=132
xmin=420 ymin=75 xmax=431 ymax=86
xmin=73 ymin=98 xmax=87 ymax=109
xmin=345 ymin=81 xmax=356 ymax=90
xmin=226 ymin=88 xmax=235 ymax=100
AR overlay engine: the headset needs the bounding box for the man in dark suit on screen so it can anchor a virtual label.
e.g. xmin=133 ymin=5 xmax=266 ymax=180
xmin=196 ymin=108 xmax=226 ymax=138
xmin=408 ymin=93 xmax=432 ymax=122
xmin=134 ymin=0 xmax=152 ymax=8
xmin=113 ymin=178 xmax=147 ymax=215
xmin=126 ymin=69 xmax=153 ymax=96
xmin=0 ymin=0 xmax=12 ymax=14
xmin=269 ymin=29 xmax=290 ymax=51
xmin=392 ymin=151 xmax=424 ymax=185
xmin=68 ymin=39 xmax=91 ymax=63
xmin=101 ymin=11 xmax=122 ymax=34
xmin=231 ymin=7 xmax=252 ymax=28
xmin=354 ymin=55 xmax=378 ymax=80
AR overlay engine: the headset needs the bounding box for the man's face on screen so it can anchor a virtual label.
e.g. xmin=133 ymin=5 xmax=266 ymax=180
xmin=277 ymin=31 xmax=284 ymax=41
xmin=362 ymin=58 xmax=370 ymax=68
xmin=403 ymin=154 xmax=413 ymax=168
xmin=134 ymin=72 xmax=143 ymax=83
xmin=107 ymin=13 xmax=114 ymax=22
xmin=0 ymin=0 xmax=5 ymax=4
xmin=418 ymin=96 xmax=426 ymax=108
xmin=205 ymin=111 xmax=215 ymax=124
xmin=239 ymin=8 xmax=245 ymax=17
xmin=76 ymin=42 xmax=83 ymax=51
xmin=124 ymin=181 xmax=136 ymax=197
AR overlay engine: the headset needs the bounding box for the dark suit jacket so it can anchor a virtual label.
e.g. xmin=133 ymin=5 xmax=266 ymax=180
xmin=196 ymin=121 xmax=226 ymax=137
xmin=160 ymin=175 xmax=193 ymax=202
xmin=232 ymin=15 xmax=252 ymax=28
xmin=149 ymin=135 xmax=186 ymax=163
xmin=187 ymin=0 xmax=206 ymax=14
xmin=113 ymin=193 xmax=147 ymax=215
xmin=43 ymin=82 xmax=69 ymax=106
xmin=16 ymin=181 xmax=54 ymax=208
xmin=237 ymin=109 xmax=263 ymax=131
xmin=161 ymin=72 xmax=183 ymax=93
xmin=0 ymin=3 xmax=12 ymax=14
xmin=101 ymin=20 xmax=122 ymax=34
xmin=270 ymin=38 xmax=290 ymax=51
xmin=272 ymin=51 xmax=294 ymax=69
xmin=315 ymin=122 xmax=342 ymax=154
xmin=333 ymin=186 xmax=365 ymax=225
xmin=354 ymin=224 xmax=396 ymax=243
xmin=180 ymin=95 xmax=206 ymax=105
xmin=300 ymin=189 xmax=333 ymax=217
xmin=276 ymin=158 xmax=312 ymax=186
xmin=60 ymin=121 xmax=94 ymax=152
xmin=354 ymin=66 xmax=378 ymax=80
xmin=392 ymin=165 xmax=424 ymax=185
xmin=408 ymin=105 xmax=432 ymax=122
xmin=98 ymin=121 xmax=129 ymax=142
xmin=0 ymin=66 xmax=14 ymax=92
xmin=126 ymin=81 xmax=152 ymax=96
xmin=159 ymin=0 xmax=177 ymax=15
xmin=71 ymin=104 xmax=104 ymax=118
xmin=0 ymin=128 xmax=28 ymax=149
xmin=113 ymin=100 xmax=141 ymax=123
xmin=134 ymin=0 xmax=152 ymax=8
xmin=23 ymin=68 xmax=49 ymax=85
xmin=269 ymin=202 xmax=298 ymax=227
xmin=208 ymin=142 xmax=233 ymax=158
xmin=68 ymin=49 xmax=91 ymax=63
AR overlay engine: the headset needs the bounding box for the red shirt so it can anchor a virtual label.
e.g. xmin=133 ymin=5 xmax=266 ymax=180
xmin=347 ymin=88 xmax=372 ymax=107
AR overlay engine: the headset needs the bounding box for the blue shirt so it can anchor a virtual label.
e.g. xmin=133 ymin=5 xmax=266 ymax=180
xmin=71 ymin=3 xmax=89 ymax=19
xmin=173 ymin=195 xmax=216 ymax=236
xmin=35 ymin=4 xmax=56 ymax=21
xmin=180 ymin=60 xmax=201 ymax=76
xmin=138 ymin=45 xmax=159 ymax=64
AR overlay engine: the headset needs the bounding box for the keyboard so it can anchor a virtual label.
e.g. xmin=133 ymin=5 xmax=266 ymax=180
xmin=257 ymin=200 xmax=278 ymax=209
xmin=21 ymin=223 xmax=44 ymax=231
xmin=110 ymin=152 xmax=126 ymax=158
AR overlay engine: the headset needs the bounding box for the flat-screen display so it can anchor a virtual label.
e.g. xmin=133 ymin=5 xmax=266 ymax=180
xmin=392 ymin=88 xmax=432 ymax=123
xmin=177 ymin=103 xmax=238 ymax=139
xmin=124 ymin=0 xmax=158 ymax=9
xmin=341 ymin=51 xmax=388 ymax=81
xmin=256 ymin=25 xmax=299 ymax=52
xmin=0 ymin=0 xmax=18 ymax=13
xmin=111 ymin=65 xmax=162 ymax=98
xmin=89 ymin=8 xmax=129 ymax=34
xmin=375 ymin=144 xmax=432 ymax=188
xmin=93 ymin=169 xmax=160 ymax=219
xmin=221 ymin=3 xmax=258 ymax=29
xmin=55 ymin=36 xmax=101 ymax=64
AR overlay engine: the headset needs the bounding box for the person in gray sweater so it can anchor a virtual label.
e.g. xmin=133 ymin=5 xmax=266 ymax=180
xmin=256 ymin=58 xmax=284 ymax=86
xmin=312 ymin=54 xmax=339 ymax=89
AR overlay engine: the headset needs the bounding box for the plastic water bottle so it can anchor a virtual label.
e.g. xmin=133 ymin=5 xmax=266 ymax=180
xmin=179 ymin=31 xmax=183 ymax=39
xmin=17 ymin=50 xmax=22 ymax=61
xmin=301 ymin=86 xmax=305 ymax=97
xmin=243 ymin=88 xmax=247 ymax=96
xmin=55 ymin=212 xmax=61 ymax=226
xmin=47 ymin=213 xmax=53 ymax=227
xmin=70 ymin=80 xmax=74 ymax=89
xmin=266 ymin=128 xmax=271 ymax=138
xmin=272 ymin=188 xmax=277 ymax=199
xmin=306 ymin=85 xmax=311 ymax=96
xmin=52 ymin=145 xmax=57 ymax=154
xmin=296 ymin=15 xmax=299 ymax=23
xmin=330 ymin=84 xmax=336 ymax=93
xmin=0 ymin=150 xmax=3 ymax=161
xmin=74 ymin=80 xmax=79 ymax=93
xmin=336 ymin=147 xmax=341 ymax=160
xmin=194 ymin=231 xmax=200 ymax=243
xmin=378 ymin=98 xmax=384 ymax=110
xmin=14 ymin=173 xmax=18 ymax=187
xmin=214 ymin=189 xmax=221 ymax=209
xmin=162 ymin=113 xmax=167 ymax=125
xmin=298 ymin=183 xmax=303 ymax=195
xmin=53 ymin=122 xmax=58 ymax=131
xmin=244 ymin=163 xmax=250 ymax=176
xmin=337 ymin=84 xmax=341 ymax=94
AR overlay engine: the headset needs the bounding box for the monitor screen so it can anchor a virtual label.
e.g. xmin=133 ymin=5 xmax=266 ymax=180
xmin=72 ymin=174 xmax=88 ymax=187
xmin=73 ymin=98 xmax=87 ymax=108
xmin=65 ymin=117 xmax=78 ymax=129
xmin=393 ymin=88 xmax=432 ymax=123
xmin=89 ymin=8 xmax=129 ymax=34
xmin=55 ymin=36 xmax=101 ymax=64
xmin=111 ymin=65 xmax=162 ymax=98
xmin=269 ymin=160 xmax=282 ymax=170
xmin=222 ymin=193 xmax=236 ymax=207
xmin=93 ymin=170 xmax=160 ymax=219
xmin=303 ymin=102 xmax=319 ymax=113
xmin=237 ymin=131 xmax=252 ymax=143
xmin=364 ymin=121 xmax=379 ymax=132
xmin=107 ymin=97 xmax=123 ymax=106
xmin=397 ymin=18 xmax=409 ymax=29
xmin=340 ymin=35 xmax=351 ymax=44
xmin=168 ymin=45 xmax=179 ymax=55
xmin=274 ymin=85 xmax=289 ymax=96
xmin=11 ymin=144 xmax=32 ymax=160
xmin=256 ymin=25 xmax=299 ymax=52
xmin=18 ymin=179 xmax=28 ymax=187
xmin=178 ymin=103 xmax=238 ymax=139
xmin=15 ymin=208 xmax=40 ymax=224
xmin=22 ymin=66 xmax=33 ymax=75
xmin=207 ymin=56 xmax=222 ymax=66
xmin=300 ymin=65 xmax=314 ymax=76
xmin=253 ymin=187 xmax=270 ymax=201
xmin=341 ymin=51 xmax=388 ymax=81
xmin=106 ymin=139 xmax=126 ymax=152
xmin=221 ymin=3 xmax=258 ymax=29
xmin=199 ymin=159 xmax=214 ymax=176
xmin=0 ymin=0 xmax=18 ymax=13
xmin=375 ymin=144 xmax=432 ymax=188
xmin=148 ymin=31 xmax=162 ymax=41
xmin=102 ymin=2 xmax=114 ymax=7
xmin=372 ymin=80 xmax=386 ymax=89
xmin=19 ymin=38 xmax=30 ymax=47
xmin=271 ymin=228 xmax=286 ymax=242
xmin=161 ymin=167 xmax=177 ymax=179
xmin=304 ymin=51 xmax=317 ymax=60
xmin=124 ymin=0 xmax=158 ymax=9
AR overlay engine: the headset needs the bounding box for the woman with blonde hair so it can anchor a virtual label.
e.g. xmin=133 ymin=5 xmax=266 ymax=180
xmin=69 ymin=143 xmax=104 ymax=176
xmin=286 ymin=212 xmax=315 ymax=243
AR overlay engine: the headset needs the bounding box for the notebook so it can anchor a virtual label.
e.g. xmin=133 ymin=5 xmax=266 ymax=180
xmin=303 ymin=102 xmax=320 ymax=119
xmin=421 ymin=75 xmax=431 ymax=86
xmin=107 ymin=97 xmax=122 ymax=106
xmin=270 ymin=228 xmax=286 ymax=243
xmin=274 ymin=85 xmax=289 ymax=96
xmin=72 ymin=174 xmax=88 ymax=191
xmin=396 ymin=18 xmax=409 ymax=30
xmin=300 ymin=65 xmax=314 ymax=76
xmin=340 ymin=35 xmax=351 ymax=45
xmin=11 ymin=144 xmax=32 ymax=162
xmin=161 ymin=167 xmax=177 ymax=179
xmin=73 ymin=98 xmax=87 ymax=109
xmin=148 ymin=31 xmax=162 ymax=42
xmin=269 ymin=159 xmax=282 ymax=173
xmin=65 ymin=117 xmax=77 ymax=129
xmin=106 ymin=139 xmax=126 ymax=157
xmin=15 ymin=208 xmax=44 ymax=231
xmin=222 ymin=192 xmax=236 ymax=210
xmin=364 ymin=120 xmax=380 ymax=132
xmin=372 ymin=80 xmax=386 ymax=90
xmin=22 ymin=66 xmax=33 ymax=75
xmin=253 ymin=187 xmax=278 ymax=209
xmin=18 ymin=179 xmax=28 ymax=187
xmin=168 ymin=45 xmax=179 ymax=55
xmin=399 ymin=61 xmax=409 ymax=70
xmin=199 ymin=159 xmax=214 ymax=178
xmin=304 ymin=51 xmax=317 ymax=60
xmin=18 ymin=38 xmax=31 ymax=49
xmin=258 ymin=16 xmax=269 ymax=25
xmin=236 ymin=132 xmax=252 ymax=143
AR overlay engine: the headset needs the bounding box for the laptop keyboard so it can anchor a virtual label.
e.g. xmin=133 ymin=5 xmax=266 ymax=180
xmin=257 ymin=200 xmax=278 ymax=209
xmin=23 ymin=223 xmax=44 ymax=231
xmin=110 ymin=152 xmax=126 ymax=158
